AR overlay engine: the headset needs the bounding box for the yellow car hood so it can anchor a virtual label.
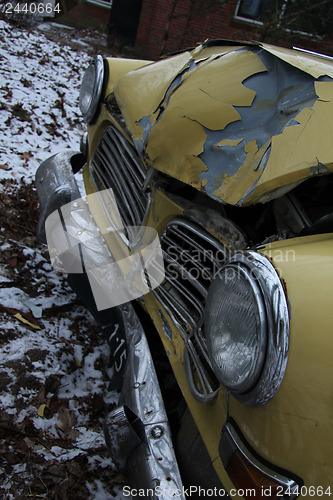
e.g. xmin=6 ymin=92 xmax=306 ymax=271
xmin=114 ymin=42 xmax=333 ymax=206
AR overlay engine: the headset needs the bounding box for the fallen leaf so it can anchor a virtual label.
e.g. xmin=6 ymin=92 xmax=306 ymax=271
xmin=6 ymin=257 xmax=18 ymax=267
xmin=59 ymin=336 xmax=74 ymax=355
xmin=20 ymin=152 xmax=33 ymax=164
xmin=13 ymin=312 xmax=41 ymax=330
xmin=0 ymin=305 xmax=43 ymax=330
xmin=38 ymin=404 xmax=47 ymax=417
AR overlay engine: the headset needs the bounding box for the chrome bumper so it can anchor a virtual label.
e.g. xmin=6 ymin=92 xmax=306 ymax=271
xmin=105 ymin=303 xmax=185 ymax=499
xmin=35 ymin=150 xmax=84 ymax=242
xmin=35 ymin=151 xmax=185 ymax=499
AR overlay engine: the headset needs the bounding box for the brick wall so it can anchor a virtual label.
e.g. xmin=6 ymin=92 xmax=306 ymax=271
xmin=57 ymin=0 xmax=110 ymax=31
xmin=136 ymin=0 xmax=333 ymax=60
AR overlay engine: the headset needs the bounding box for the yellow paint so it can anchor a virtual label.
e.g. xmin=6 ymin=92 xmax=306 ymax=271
xmin=145 ymin=50 xmax=266 ymax=191
xmin=37 ymin=404 xmax=47 ymax=417
xmin=146 ymin=117 xmax=208 ymax=188
xmin=260 ymin=43 xmax=333 ymax=78
xmin=213 ymin=139 xmax=269 ymax=204
xmin=114 ymin=52 xmax=193 ymax=141
xmin=107 ymin=44 xmax=333 ymax=207
xmin=216 ymin=138 xmax=243 ymax=148
xmin=246 ymin=83 xmax=333 ymax=204
xmin=228 ymin=234 xmax=333 ymax=493
xmin=316 ymin=80 xmax=333 ymax=101
xmin=104 ymin=58 xmax=152 ymax=96
xmin=191 ymin=44 xmax=247 ymax=62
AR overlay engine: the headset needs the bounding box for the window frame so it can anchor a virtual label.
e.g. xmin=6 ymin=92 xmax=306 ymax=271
xmin=233 ymin=0 xmax=325 ymax=38
xmin=86 ymin=0 xmax=112 ymax=9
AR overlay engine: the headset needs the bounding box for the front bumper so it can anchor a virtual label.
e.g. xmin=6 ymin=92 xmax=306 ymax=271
xmin=105 ymin=303 xmax=185 ymax=499
xmin=35 ymin=150 xmax=84 ymax=242
xmin=35 ymin=150 xmax=185 ymax=499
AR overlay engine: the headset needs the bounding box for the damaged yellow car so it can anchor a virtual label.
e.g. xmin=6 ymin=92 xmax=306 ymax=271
xmin=36 ymin=41 xmax=333 ymax=499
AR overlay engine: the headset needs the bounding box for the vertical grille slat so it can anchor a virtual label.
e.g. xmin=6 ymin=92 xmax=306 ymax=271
xmin=89 ymin=125 xmax=149 ymax=229
xmin=96 ymin=147 xmax=137 ymax=227
xmin=110 ymin=131 xmax=145 ymax=189
xmin=103 ymin=134 xmax=146 ymax=215
xmin=100 ymin=138 xmax=143 ymax=224
xmin=155 ymin=218 xmax=230 ymax=402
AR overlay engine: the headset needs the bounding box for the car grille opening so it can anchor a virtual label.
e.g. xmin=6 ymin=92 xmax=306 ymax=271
xmin=154 ymin=218 xmax=230 ymax=402
xmin=89 ymin=124 xmax=149 ymax=230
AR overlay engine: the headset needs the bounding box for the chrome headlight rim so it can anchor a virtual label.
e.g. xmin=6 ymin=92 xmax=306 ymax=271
xmin=205 ymin=250 xmax=290 ymax=407
xmin=79 ymin=55 xmax=104 ymax=124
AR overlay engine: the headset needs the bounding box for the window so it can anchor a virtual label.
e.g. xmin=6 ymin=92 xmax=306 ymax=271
xmin=87 ymin=0 xmax=112 ymax=9
xmin=234 ymin=0 xmax=333 ymax=36
xmin=235 ymin=0 xmax=273 ymax=22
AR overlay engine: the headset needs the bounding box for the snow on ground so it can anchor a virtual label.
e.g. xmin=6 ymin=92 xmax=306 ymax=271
xmin=0 ymin=19 xmax=91 ymax=180
xmin=0 ymin=19 xmax=129 ymax=499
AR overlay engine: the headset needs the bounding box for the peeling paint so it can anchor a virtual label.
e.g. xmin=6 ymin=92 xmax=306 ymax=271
xmin=310 ymin=161 xmax=330 ymax=176
xmin=216 ymin=139 xmax=243 ymax=148
xmin=114 ymin=51 xmax=193 ymax=141
xmin=113 ymin=43 xmax=333 ymax=207
xmin=260 ymin=43 xmax=333 ymax=79
xmin=158 ymin=310 xmax=173 ymax=341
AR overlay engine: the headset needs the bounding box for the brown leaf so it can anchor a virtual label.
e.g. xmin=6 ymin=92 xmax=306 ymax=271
xmin=20 ymin=152 xmax=33 ymax=165
xmin=6 ymin=257 xmax=18 ymax=267
xmin=45 ymin=374 xmax=60 ymax=395
xmin=59 ymin=336 xmax=75 ymax=355
xmin=11 ymin=103 xmax=31 ymax=122
xmin=57 ymin=406 xmax=76 ymax=432
xmin=0 ymin=164 xmax=10 ymax=171
xmin=17 ymin=438 xmax=30 ymax=456
xmin=5 ymin=453 xmax=18 ymax=464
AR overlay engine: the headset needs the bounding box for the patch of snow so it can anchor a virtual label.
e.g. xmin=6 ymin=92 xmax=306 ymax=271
xmin=0 ymin=19 xmax=127 ymax=499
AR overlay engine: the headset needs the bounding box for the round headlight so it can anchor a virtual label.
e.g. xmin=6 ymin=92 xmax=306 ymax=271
xmin=204 ymin=251 xmax=289 ymax=406
xmin=79 ymin=55 xmax=104 ymax=124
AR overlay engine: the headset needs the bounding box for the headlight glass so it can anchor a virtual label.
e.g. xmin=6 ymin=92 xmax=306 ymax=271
xmin=206 ymin=265 xmax=266 ymax=394
xmin=204 ymin=251 xmax=289 ymax=406
xmin=79 ymin=55 xmax=104 ymax=124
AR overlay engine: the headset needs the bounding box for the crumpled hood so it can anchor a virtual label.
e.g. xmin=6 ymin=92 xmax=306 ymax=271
xmin=114 ymin=42 xmax=333 ymax=206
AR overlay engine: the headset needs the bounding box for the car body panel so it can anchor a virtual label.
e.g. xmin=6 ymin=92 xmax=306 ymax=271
xmin=104 ymin=57 xmax=152 ymax=96
xmin=113 ymin=44 xmax=333 ymax=207
xmin=141 ymin=190 xmax=333 ymax=492
xmin=230 ymin=234 xmax=333 ymax=487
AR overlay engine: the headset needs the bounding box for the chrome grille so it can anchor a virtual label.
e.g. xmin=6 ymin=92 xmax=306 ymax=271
xmin=154 ymin=218 xmax=229 ymax=402
xmin=89 ymin=125 xmax=148 ymax=228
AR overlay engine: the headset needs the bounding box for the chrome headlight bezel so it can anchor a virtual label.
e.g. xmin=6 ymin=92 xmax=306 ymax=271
xmin=79 ymin=55 xmax=104 ymax=124
xmin=204 ymin=251 xmax=290 ymax=407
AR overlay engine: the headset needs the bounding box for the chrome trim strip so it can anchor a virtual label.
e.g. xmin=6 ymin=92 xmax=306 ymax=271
xmin=221 ymin=422 xmax=299 ymax=499
xmin=104 ymin=303 xmax=185 ymax=499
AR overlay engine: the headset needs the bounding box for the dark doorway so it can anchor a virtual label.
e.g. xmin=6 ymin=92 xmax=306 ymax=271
xmin=107 ymin=0 xmax=143 ymax=47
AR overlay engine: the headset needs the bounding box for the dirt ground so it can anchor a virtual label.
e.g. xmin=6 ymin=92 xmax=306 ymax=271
xmin=0 ymin=175 xmax=127 ymax=499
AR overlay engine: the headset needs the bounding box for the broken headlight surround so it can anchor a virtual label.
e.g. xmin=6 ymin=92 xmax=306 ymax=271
xmin=204 ymin=251 xmax=289 ymax=407
xmin=79 ymin=55 xmax=104 ymax=124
